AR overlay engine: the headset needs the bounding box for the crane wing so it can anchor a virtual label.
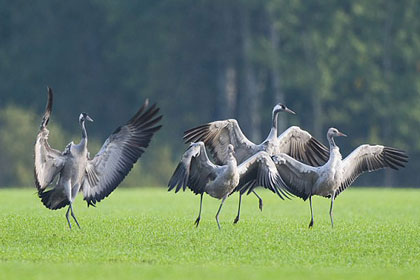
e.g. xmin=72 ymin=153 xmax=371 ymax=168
xmin=276 ymin=126 xmax=329 ymax=166
xmin=236 ymin=151 xmax=291 ymax=199
xmin=34 ymin=87 xmax=66 ymax=192
xmin=337 ymin=145 xmax=408 ymax=198
xmin=168 ymin=142 xmax=219 ymax=195
xmin=272 ymin=154 xmax=319 ymax=201
xmin=183 ymin=119 xmax=258 ymax=165
xmin=81 ymin=100 xmax=162 ymax=206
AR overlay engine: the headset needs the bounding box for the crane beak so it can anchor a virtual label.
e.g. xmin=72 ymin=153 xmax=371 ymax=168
xmin=86 ymin=115 xmax=94 ymax=122
xmin=285 ymin=107 xmax=296 ymax=115
xmin=337 ymin=131 xmax=347 ymax=137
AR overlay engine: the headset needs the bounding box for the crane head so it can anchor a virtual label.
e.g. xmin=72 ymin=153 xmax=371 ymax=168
xmin=79 ymin=112 xmax=94 ymax=124
xmin=327 ymin=127 xmax=347 ymax=138
xmin=273 ymin=103 xmax=296 ymax=115
xmin=227 ymin=144 xmax=235 ymax=155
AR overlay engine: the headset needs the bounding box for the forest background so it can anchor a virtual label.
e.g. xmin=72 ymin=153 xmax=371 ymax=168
xmin=0 ymin=0 xmax=418 ymax=187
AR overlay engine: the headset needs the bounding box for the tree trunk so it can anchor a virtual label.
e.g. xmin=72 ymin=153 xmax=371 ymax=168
xmin=382 ymin=1 xmax=395 ymax=187
xmin=216 ymin=5 xmax=237 ymax=120
xmin=216 ymin=63 xmax=237 ymax=119
xmin=268 ymin=14 xmax=286 ymax=134
xmin=240 ymin=7 xmax=261 ymax=142
xmin=302 ymin=32 xmax=322 ymax=139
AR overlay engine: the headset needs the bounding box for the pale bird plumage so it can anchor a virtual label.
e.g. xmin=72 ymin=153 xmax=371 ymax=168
xmin=168 ymin=141 xmax=289 ymax=229
xmin=272 ymin=127 xmax=408 ymax=228
xmin=34 ymin=87 xmax=162 ymax=229
xmin=183 ymin=103 xmax=329 ymax=223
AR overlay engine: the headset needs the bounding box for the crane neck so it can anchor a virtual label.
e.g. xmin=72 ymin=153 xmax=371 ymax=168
xmin=270 ymin=110 xmax=280 ymax=137
xmin=80 ymin=120 xmax=88 ymax=143
xmin=227 ymin=153 xmax=237 ymax=171
xmin=327 ymin=135 xmax=343 ymax=165
xmin=328 ymin=135 xmax=337 ymax=151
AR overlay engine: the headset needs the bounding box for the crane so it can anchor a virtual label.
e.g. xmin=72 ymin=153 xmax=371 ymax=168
xmin=34 ymin=87 xmax=162 ymax=229
xmin=271 ymin=128 xmax=408 ymax=228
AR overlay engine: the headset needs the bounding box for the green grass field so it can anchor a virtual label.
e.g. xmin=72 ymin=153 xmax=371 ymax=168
xmin=0 ymin=187 xmax=419 ymax=279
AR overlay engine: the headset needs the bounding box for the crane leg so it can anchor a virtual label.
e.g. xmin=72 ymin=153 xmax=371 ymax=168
xmin=215 ymin=196 xmax=227 ymax=230
xmin=194 ymin=194 xmax=203 ymax=227
xmin=329 ymin=193 xmax=335 ymax=228
xmin=308 ymin=196 xmax=314 ymax=228
xmin=64 ymin=182 xmax=73 ymax=229
xmin=253 ymin=191 xmax=263 ymax=211
xmin=65 ymin=206 xmax=72 ymax=229
xmin=70 ymin=203 xmax=81 ymax=229
xmin=233 ymin=193 xmax=242 ymax=224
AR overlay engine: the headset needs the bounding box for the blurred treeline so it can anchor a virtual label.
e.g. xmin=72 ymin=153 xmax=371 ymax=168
xmin=0 ymin=0 xmax=418 ymax=187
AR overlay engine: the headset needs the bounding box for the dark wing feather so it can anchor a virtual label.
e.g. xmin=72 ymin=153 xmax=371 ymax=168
xmin=183 ymin=119 xmax=258 ymax=165
xmin=38 ymin=187 xmax=69 ymax=210
xmin=81 ymin=100 xmax=162 ymax=206
xmin=40 ymin=87 xmax=53 ymax=128
xmin=168 ymin=142 xmax=219 ymax=195
xmin=276 ymin=126 xmax=329 ymax=167
xmin=337 ymin=145 xmax=408 ymax=198
xmin=34 ymin=87 xmax=66 ymax=202
xmin=236 ymin=151 xmax=291 ymax=199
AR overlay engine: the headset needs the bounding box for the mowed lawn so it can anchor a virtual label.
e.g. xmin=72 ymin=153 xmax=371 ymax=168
xmin=0 ymin=187 xmax=419 ymax=280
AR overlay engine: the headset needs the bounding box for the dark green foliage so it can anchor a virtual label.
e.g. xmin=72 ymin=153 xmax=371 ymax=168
xmin=0 ymin=1 xmax=418 ymax=186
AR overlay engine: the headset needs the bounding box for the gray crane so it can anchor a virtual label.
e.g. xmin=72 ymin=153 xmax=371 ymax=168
xmin=34 ymin=87 xmax=162 ymax=229
xmin=168 ymin=142 xmax=289 ymax=229
xmin=183 ymin=103 xmax=329 ymax=223
xmin=271 ymin=127 xmax=408 ymax=228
